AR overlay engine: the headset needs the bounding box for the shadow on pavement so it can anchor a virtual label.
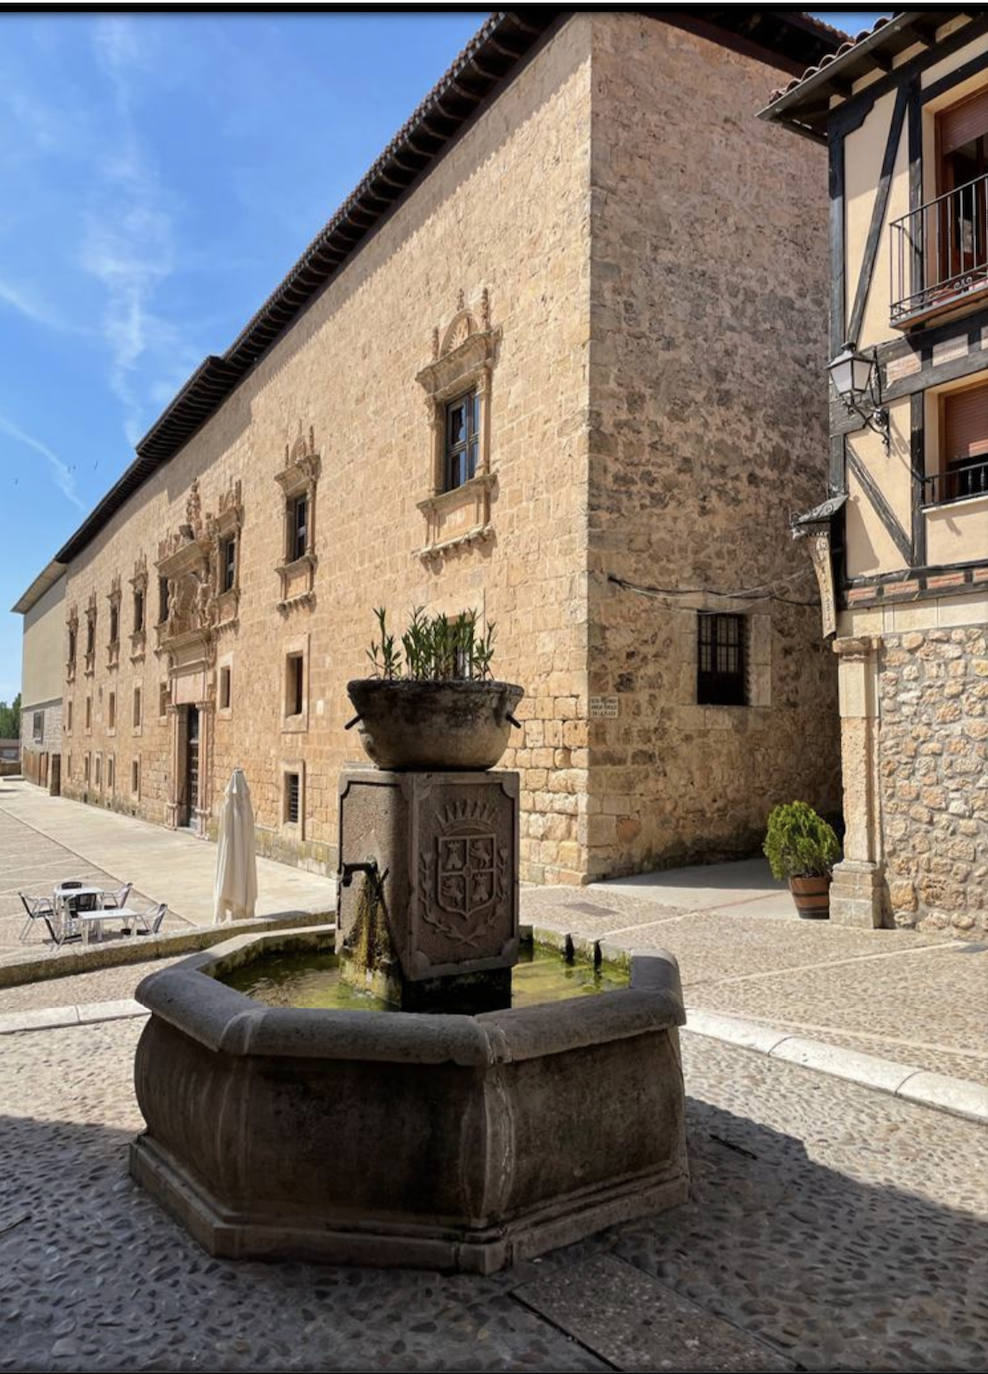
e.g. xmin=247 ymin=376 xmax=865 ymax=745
xmin=1 ymin=1085 xmax=985 ymax=1371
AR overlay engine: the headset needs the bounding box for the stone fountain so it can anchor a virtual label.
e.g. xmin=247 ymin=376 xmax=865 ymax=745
xmin=130 ymin=686 xmax=688 ymax=1273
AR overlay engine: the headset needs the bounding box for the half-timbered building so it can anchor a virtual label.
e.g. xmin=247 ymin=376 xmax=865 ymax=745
xmin=763 ymin=11 xmax=988 ymax=935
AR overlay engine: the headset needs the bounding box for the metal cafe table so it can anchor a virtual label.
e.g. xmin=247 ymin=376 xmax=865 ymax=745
xmin=74 ymin=906 xmax=145 ymax=945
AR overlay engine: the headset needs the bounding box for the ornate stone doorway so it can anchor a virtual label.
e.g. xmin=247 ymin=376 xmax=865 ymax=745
xmin=156 ymin=477 xmax=241 ymax=837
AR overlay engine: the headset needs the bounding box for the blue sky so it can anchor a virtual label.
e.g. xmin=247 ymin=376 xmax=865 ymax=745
xmin=0 ymin=10 xmax=887 ymax=704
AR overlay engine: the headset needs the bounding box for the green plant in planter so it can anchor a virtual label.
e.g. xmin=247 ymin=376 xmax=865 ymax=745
xmin=366 ymin=607 xmax=497 ymax=682
xmin=763 ymin=801 xmax=840 ymax=881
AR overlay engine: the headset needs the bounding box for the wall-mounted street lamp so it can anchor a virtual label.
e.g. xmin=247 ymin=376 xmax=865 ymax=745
xmin=828 ymin=341 xmax=890 ymax=452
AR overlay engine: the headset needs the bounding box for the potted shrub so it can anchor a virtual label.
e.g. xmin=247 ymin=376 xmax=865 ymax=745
xmin=346 ymin=607 xmax=523 ymax=771
xmin=763 ymin=801 xmax=841 ymax=920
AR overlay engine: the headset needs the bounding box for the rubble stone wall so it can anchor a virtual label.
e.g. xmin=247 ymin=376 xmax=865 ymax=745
xmin=582 ymin=14 xmax=840 ymax=877
xmin=879 ymin=625 xmax=987 ymax=934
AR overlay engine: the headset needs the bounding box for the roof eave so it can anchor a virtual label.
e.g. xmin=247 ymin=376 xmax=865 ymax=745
xmin=11 ymin=559 xmax=66 ymax=615
xmin=758 ymin=12 xmax=941 ymax=134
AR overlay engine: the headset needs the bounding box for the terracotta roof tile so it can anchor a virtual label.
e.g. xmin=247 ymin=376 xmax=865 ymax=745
xmin=769 ymin=13 xmax=894 ymax=101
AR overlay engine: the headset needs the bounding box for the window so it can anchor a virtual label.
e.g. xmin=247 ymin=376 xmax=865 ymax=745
xmin=286 ymin=653 xmax=304 ymax=717
xmin=32 ymin=712 xmax=43 ymax=743
xmin=159 ymin=683 xmax=169 ymax=719
xmin=86 ymin=617 xmax=95 ymax=656
xmin=84 ymin=753 xmax=90 ymax=783
xmin=109 ymin=602 xmax=119 ymax=646
xmin=68 ymin=625 xmax=77 ymax=664
xmin=134 ymin=588 xmax=144 ymax=633
xmin=66 ymin=701 xmax=72 ymax=732
xmin=219 ymin=666 xmax=231 ymax=710
xmin=95 ymin=754 xmax=101 ymax=788
xmin=697 ymin=614 xmax=748 ymax=706
xmin=444 ymin=390 xmax=480 ymax=491
xmin=66 ymin=753 xmax=72 ymax=779
xmin=85 ymin=697 xmax=92 ymax=731
xmin=133 ymin=686 xmax=142 ymax=728
xmin=158 ymin=576 xmax=170 ymax=624
xmin=288 ymin=494 xmax=308 ymax=563
xmin=274 ymin=438 xmax=319 ymax=607
xmin=937 ymin=88 xmax=988 ymax=277
xmin=107 ymin=755 xmax=114 ymax=792
xmin=938 ymin=381 xmax=988 ymax=504
xmin=221 ymin=535 xmax=237 ymax=593
xmin=285 ymin=771 xmax=300 ymax=825
xmin=108 ymin=692 xmax=116 ymax=730
xmin=131 ymin=758 xmax=140 ymax=795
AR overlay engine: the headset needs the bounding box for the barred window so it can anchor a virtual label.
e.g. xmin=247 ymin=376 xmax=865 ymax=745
xmin=285 ymin=771 xmax=300 ymax=825
xmin=697 ymin=613 xmax=747 ymax=706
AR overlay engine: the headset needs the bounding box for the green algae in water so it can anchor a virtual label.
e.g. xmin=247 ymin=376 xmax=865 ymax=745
xmin=219 ymin=944 xmax=627 ymax=1011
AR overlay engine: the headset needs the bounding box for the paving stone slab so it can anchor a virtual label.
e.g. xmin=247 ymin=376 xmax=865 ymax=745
xmin=514 ymin=1254 xmax=794 ymax=1371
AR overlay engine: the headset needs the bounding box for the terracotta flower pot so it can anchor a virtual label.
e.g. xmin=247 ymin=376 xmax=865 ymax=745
xmin=346 ymin=679 xmax=524 ymax=771
xmin=789 ymin=874 xmax=831 ymax=920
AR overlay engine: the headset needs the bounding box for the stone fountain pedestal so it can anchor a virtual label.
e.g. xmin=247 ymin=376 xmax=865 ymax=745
xmin=337 ymin=769 xmax=519 ymax=1012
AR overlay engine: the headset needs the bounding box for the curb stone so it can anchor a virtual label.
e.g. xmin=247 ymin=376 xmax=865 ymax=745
xmin=0 ymin=910 xmax=334 ymax=989
xmin=684 ymin=1008 xmax=988 ymax=1126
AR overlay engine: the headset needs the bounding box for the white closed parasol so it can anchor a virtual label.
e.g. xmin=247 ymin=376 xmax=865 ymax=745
xmin=214 ymin=767 xmax=257 ymax=924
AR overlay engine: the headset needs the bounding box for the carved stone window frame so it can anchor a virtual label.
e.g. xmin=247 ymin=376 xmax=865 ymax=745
xmin=66 ymin=606 xmax=78 ymax=682
xmin=84 ymin=593 xmax=97 ymax=677
xmin=274 ymin=428 xmax=320 ymax=612
xmin=130 ymin=555 xmax=148 ymax=662
xmin=107 ymin=575 xmax=121 ymax=670
xmin=415 ymin=291 xmax=500 ymax=563
xmin=214 ymin=479 xmax=243 ymax=626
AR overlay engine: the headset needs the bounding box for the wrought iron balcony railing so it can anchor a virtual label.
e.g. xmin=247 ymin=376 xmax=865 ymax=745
xmin=921 ymin=456 xmax=988 ymax=507
xmin=890 ymin=171 xmax=988 ymax=325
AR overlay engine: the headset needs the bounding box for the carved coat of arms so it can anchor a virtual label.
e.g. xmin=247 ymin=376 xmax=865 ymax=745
xmin=419 ymin=801 xmax=507 ymax=951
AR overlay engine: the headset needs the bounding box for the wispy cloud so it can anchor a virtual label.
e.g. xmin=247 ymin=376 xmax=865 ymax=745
xmin=0 ymin=277 xmax=89 ymax=335
xmin=0 ymin=413 xmax=86 ymax=510
xmin=84 ymin=17 xmax=192 ymax=445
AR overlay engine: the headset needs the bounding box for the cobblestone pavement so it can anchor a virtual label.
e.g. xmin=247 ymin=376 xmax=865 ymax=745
xmin=1 ymin=1020 xmax=985 ymax=1372
xmin=0 ymin=958 xmax=184 ymax=1015
xmin=525 ymin=887 xmax=987 ymax=1087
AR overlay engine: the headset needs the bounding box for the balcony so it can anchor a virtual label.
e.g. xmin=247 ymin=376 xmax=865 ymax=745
xmin=921 ymin=455 xmax=988 ymax=507
xmin=890 ymin=172 xmax=988 ymax=327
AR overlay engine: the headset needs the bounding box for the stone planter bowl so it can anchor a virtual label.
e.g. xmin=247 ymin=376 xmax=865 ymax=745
xmin=346 ymin=679 xmax=524 ymax=770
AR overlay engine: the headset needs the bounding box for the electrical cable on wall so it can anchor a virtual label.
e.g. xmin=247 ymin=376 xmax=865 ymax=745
xmin=605 ymin=566 xmax=821 ymax=609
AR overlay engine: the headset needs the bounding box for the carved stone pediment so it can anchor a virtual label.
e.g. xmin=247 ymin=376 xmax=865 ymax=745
xmin=275 ymin=428 xmax=321 ymax=496
xmin=416 ymin=299 xmax=499 ymax=401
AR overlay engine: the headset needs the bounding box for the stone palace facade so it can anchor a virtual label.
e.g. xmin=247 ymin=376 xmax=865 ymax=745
xmin=17 ymin=11 xmax=843 ymax=884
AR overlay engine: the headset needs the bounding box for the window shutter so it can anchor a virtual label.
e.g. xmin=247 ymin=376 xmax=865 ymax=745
xmin=939 ymin=87 xmax=988 ymax=156
xmin=943 ymin=384 xmax=988 ymax=461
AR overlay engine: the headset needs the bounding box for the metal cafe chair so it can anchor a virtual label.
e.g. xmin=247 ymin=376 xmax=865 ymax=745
xmin=17 ymin=892 xmax=61 ymax=945
xmin=127 ymin=903 xmax=168 ymax=937
xmin=99 ymin=882 xmax=133 ymax=910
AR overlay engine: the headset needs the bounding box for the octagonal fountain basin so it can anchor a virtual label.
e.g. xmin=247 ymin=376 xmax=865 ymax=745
xmin=130 ymin=927 xmax=688 ymax=1275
